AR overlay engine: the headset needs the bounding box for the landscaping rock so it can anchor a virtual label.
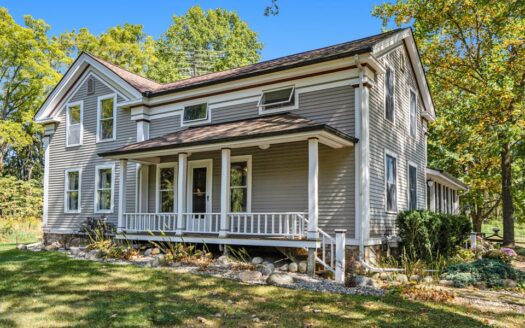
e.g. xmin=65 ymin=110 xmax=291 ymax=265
xmin=439 ymin=279 xmax=454 ymax=287
xmin=396 ymin=274 xmax=409 ymax=284
xmin=422 ymin=276 xmax=434 ymax=284
xmin=298 ymin=261 xmax=308 ymax=273
xmin=144 ymin=248 xmax=153 ymax=257
xmin=69 ymin=247 xmax=81 ymax=256
xmin=16 ymin=244 xmax=27 ymax=250
xmin=150 ymin=248 xmax=161 ymax=256
xmin=409 ymin=275 xmax=421 ymax=282
xmin=267 ymin=273 xmax=294 ymax=285
xmin=238 ymin=271 xmax=263 ymax=282
xmin=379 ymin=272 xmax=392 ymax=281
xmin=217 ymin=255 xmax=231 ymax=267
xmin=278 ymin=263 xmax=289 ymax=272
xmin=288 ymin=262 xmax=298 ymax=272
xmin=251 ymin=257 xmax=263 ymax=265
xmin=86 ymin=249 xmax=102 ymax=260
xmin=353 ymin=275 xmax=377 ymax=287
xmin=260 ymin=263 xmax=275 ymax=276
xmin=78 ymin=251 xmax=86 ymax=258
xmin=44 ymin=243 xmax=60 ymax=251
xmin=503 ymin=279 xmax=517 ymax=288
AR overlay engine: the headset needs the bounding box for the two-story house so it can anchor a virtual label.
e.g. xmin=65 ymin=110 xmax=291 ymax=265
xmin=34 ymin=28 xmax=466 ymax=277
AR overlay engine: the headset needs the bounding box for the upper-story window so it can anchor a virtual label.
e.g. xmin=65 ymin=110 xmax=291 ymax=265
xmin=97 ymin=95 xmax=116 ymax=142
xmin=409 ymin=88 xmax=417 ymax=138
xmin=64 ymin=168 xmax=81 ymax=213
xmin=66 ymin=101 xmax=83 ymax=147
xmin=183 ymin=103 xmax=208 ymax=124
xmin=385 ymin=66 xmax=395 ymax=122
xmin=385 ymin=152 xmax=397 ymax=212
xmin=258 ymin=86 xmax=296 ymax=114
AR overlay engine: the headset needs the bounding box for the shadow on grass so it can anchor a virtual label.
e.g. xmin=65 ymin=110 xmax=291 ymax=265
xmin=0 ymin=248 xmax=522 ymax=327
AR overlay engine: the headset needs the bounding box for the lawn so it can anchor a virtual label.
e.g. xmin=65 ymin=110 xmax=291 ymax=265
xmin=0 ymin=245 xmax=523 ymax=327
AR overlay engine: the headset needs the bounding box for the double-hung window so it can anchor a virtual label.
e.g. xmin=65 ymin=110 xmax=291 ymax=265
xmin=183 ymin=103 xmax=208 ymax=124
xmin=408 ymin=164 xmax=417 ymax=210
xmin=258 ymin=87 xmax=295 ymax=114
xmin=66 ymin=102 xmax=83 ymax=147
xmin=409 ymin=89 xmax=417 ymax=138
xmin=64 ymin=168 xmax=81 ymax=213
xmin=230 ymin=156 xmax=251 ymax=212
xmin=385 ymin=66 xmax=395 ymax=122
xmin=385 ymin=153 xmax=397 ymax=212
xmin=157 ymin=164 xmax=176 ymax=213
xmin=97 ymin=95 xmax=116 ymax=141
xmin=95 ymin=164 xmax=114 ymax=213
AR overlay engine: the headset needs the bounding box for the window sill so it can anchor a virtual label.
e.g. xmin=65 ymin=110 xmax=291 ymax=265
xmin=95 ymin=210 xmax=114 ymax=214
xmin=64 ymin=210 xmax=81 ymax=214
xmin=66 ymin=144 xmax=82 ymax=148
xmin=258 ymin=105 xmax=298 ymax=115
xmin=96 ymin=138 xmax=116 ymax=144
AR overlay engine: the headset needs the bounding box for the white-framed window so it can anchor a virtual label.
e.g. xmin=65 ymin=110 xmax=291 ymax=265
xmin=408 ymin=163 xmax=417 ymax=210
xmin=94 ymin=164 xmax=115 ymax=213
xmin=64 ymin=168 xmax=81 ymax=213
xmin=385 ymin=151 xmax=397 ymax=212
xmin=258 ymin=86 xmax=296 ymax=114
xmin=384 ymin=65 xmax=395 ymax=123
xmin=230 ymin=155 xmax=252 ymax=213
xmin=66 ymin=101 xmax=83 ymax=147
xmin=156 ymin=163 xmax=177 ymax=213
xmin=97 ymin=94 xmax=116 ymax=142
xmin=183 ymin=103 xmax=208 ymax=124
xmin=409 ymin=88 xmax=417 ymax=138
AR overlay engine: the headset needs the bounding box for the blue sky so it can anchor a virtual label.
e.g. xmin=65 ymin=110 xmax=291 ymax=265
xmin=1 ymin=0 xmax=390 ymax=61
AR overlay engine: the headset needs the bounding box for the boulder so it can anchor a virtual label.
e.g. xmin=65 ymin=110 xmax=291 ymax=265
xmin=278 ymin=263 xmax=289 ymax=272
xmin=78 ymin=251 xmax=86 ymax=258
xmin=379 ymin=272 xmax=392 ymax=281
xmin=439 ymin=279 xmax=454 ymax=287
xmin=238 ymin=271 xmax=263 ymax=282
xmin=298 ymin=261 xmax=308 ymax=273
xmin=267 ymin=273 xmax=294 ymax=285
xmin=288 ymin=262 xmax=298 ymax=272
xmin=86 ymin=249 xmax=103 ymax=260
xmin=217 ymin=255 xmax=231 ymax=267
xmin=144 ymin=248 xmax=153 ymax=257
xmin=422 ymin=276 xmax=434 ymax=284
xmin=16 ymin=244 xmax=27 ymax=250
xmin=69 ymin=247 xmax=81 ymax=256
xmin=409 ymin=275 xmax=421 ymax=282
xmin=396 ymin=274 xmax=409 ymax=284
xmin=251 ymin=257 xmax=264 ymax=265
xmin=260 ymin=263 xmax=275 ymax=276
xmin=44 ymin=243 xmax=60 ymax=251
xmin=353 ymin=275 xmax=377 ymax=287
xmin=503 ymin=279 xmax=517 ymax=288
xmin=150 ymin=248 xmax=161 ymax=256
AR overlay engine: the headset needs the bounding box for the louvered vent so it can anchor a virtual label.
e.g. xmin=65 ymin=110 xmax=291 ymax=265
xmin=87 ymin=78 xmax=95 ymax=95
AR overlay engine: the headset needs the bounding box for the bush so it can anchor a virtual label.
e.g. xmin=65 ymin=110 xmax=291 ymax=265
xmin=397 ymin=210 xmax=471 ymax=262
xmin=441 ymin=258 xmax=525 ymax=288
xmin=80 ymin=217 xmax=115 ymax=251
xmin=0 ymin=176 xmax=42 ymax=218
xmin=482 ymin=249 xmax=513 ymax=264
xmin=0 ymin=217 xmax=41 ymax=243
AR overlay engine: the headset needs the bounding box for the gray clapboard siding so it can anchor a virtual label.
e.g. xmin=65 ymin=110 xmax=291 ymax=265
xmin=149 ymin=114 xmax=182 ymax=139
xmin=47 ymin=74 xmax=137 ymax=231
xmin=368 ymin=46 xmax=427 ymax=238
xmin=211 ymin=101 xmax=259 ymax=124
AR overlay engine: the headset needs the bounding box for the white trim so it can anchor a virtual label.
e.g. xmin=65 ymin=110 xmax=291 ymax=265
xmin=96 ymin=94 xmax=117 ymax=143
xmin=257 ymin=86 xmax=298 ymax=115
xmin=426 ymin=168 xmax=468 ymax=191
xmin=94 ymin=163 xmax=115 ymax=213
xmin=408 ymin=86 xmax=417 ymax=139
xmin=65 ymin=100 xmax=83 ymax=147
xmin=407 ymin=161 xmax=418 ymax=210
xmin=230 ymin=155 xmax=252 ymax=213
xmin=155 ymin=162 xmax=178 ymax=213
xmin=42 ymin=136 xmax=50 ymax=227
xmin=307 ymin=138 xmax=319 ymax=240
xmin=181 ymin=102 xmax=210 ymax=126
xmin=384 ymin=149 xmax=398 ymax=213
xmin=64 ymin=168 xmax=82 ymax=214
xmin=383 ymin=62 xmax=396 ymax=124
xmin=187 ymin=159 xmax=213 ymax=214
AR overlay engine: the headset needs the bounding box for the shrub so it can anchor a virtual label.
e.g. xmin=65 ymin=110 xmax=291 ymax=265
xmin=0 ymin=216 xmax=42 ymax=243
xmin=441 ymin=258 xmax=525 ymax=288
xmin=397 ymin=210 xmax=471 ymax=263
xmin=482 ymin=249 xmax=513 ymax=264
xmin=80 ymin=217 xmax=115 ymax=251
xmin=0 ymin=176 xmax=42 ymax=218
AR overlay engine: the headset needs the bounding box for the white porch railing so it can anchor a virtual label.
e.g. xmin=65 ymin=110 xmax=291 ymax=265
xmin=124 ymin=213 xmax=177 ymax=232
xmin=183 ymin=213 xmax=221 ymax=234
xmin=228 ymin=212 xmax=308 ymax=238
xmin=316 ymin=229 xmax=335 ymax=273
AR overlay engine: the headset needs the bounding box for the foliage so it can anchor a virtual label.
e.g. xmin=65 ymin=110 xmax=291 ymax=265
xmin=447 ymin=247 xmax=476 ymax=266
xmin=373 ymin=0 xmax=525 ymax=245
xmin=0 ymin=216 xmax=41 ymax=243
xmin=391 ymin=285 xmax=455 ymax=302
xmin=148 ymin=232 xmax=212 ymax=267
xmin=441 ymin=258 xmax=525 ymax=288
xmin=482 ymin=249 xmax=513 ymax=264
xmin=106 ymin=243 xmax=139 ymax=260
xmin=0 ymin=176 xmax=42 ymax=217
xmin=397 ymin=210 xmax=471 ymax=262
xmin=80 ymin=217 xmax=115 ymax=251
xmin=149 ymin=6 xmax=262 ymax=82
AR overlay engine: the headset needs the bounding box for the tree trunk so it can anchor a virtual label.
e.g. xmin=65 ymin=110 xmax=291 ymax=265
xmin=501 ymin=142 xmax=514 ymax=247
xmin=472 ymin=214 xmax=483 ymax=233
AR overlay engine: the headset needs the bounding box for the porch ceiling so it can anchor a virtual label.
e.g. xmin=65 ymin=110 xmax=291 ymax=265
xmin=99 ymin=113 xmax=357 ymax=160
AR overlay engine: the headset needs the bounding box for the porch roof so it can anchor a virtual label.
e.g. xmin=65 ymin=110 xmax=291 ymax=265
xmin=99 ymin=113 xmax=357 ymax=159
xmin=426 ymin=168 xmax=469 ymax=191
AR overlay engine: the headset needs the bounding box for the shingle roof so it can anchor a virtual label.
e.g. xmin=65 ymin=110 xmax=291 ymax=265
xmin=99 ymin=113 xmax=358 ymax=157
xmin=89 ymin=28 xmax=406 ymax=96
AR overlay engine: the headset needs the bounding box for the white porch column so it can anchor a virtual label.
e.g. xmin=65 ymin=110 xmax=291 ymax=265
xmin=42 ymin=135 xmax=51 ymax=229
xmin=118 ymin=159 xmax=128 ymax=233
xmin=176 ymin=153 xmax=188 ymax=235
xmin=307 ymin=138 xmax=319 ymax=240
xmin=219 ymin=148 xmax=231 ymax=238
xmin=136 ymin=119 xmax=150 ymax=212
xmin=428 ymin=181 xmax=436 ymax=212
xmin=335 ymin=229 xmax=347 ymax=283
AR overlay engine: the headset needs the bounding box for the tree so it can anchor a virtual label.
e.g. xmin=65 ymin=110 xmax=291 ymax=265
xmin=148 ymin=6 xmax=263 ymax=82
xmin=373 ymin=0 xmax=525 ymax=246
xmin=0 ymin=8 xmax=70 ymax=179
xmin=59 ymin=24 xmax=157 ymax=76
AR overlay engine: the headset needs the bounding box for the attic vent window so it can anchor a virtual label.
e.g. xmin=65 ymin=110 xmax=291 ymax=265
xmin=258 ymin=87 xmax=295 ymax=113
xmin=87 ymin=78 xmax=95 ymax=95
xmin=183 ymin=103 xmax=208 ymax=124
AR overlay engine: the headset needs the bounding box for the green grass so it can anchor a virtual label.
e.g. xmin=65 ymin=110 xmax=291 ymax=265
xmin=0 ymin=245 xmax=523 ymax=327
xmin=0 ymin=217 xmax=41 ymax=244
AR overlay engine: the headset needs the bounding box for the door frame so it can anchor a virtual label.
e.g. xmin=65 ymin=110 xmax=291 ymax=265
xmin=187 ymin=159 xmax=213 ymax=213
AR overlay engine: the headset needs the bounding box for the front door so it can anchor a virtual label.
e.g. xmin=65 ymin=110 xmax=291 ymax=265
xmin=188 ymin=160 xmax=212 ymax=215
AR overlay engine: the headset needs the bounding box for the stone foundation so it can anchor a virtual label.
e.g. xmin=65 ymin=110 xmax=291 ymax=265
xmin=43 ymin=232 xmax=88 ymax=248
